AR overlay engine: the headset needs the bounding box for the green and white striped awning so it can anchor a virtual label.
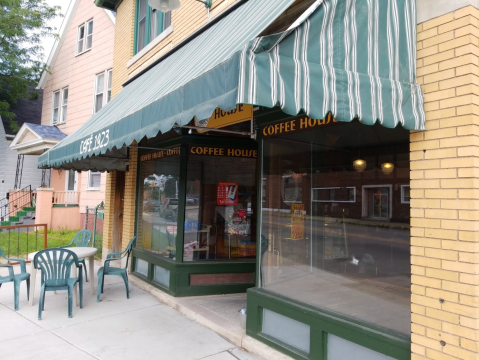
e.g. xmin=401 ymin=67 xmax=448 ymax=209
xmin=39 ymin=0 xmax=424 ymax=171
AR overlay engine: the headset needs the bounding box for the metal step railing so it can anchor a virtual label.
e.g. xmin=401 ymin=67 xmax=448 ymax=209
xmin=0 ymin=185 xmax=33 ymax=222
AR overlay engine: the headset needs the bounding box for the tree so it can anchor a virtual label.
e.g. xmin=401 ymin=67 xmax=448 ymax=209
xmin=0 ymin=0 xmax=62 ymax=132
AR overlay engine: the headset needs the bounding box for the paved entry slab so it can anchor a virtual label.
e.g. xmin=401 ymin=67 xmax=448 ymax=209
xmin=0 ymin=264 xmax=259 ymax=360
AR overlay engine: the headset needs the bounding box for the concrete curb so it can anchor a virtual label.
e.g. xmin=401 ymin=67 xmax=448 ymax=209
xmin=129 ymin=276 xmax=293 ymax=360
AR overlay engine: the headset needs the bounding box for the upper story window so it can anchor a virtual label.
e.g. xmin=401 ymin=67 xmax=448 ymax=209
xmin=94 ymin=69 xmax=113 ymax=113
xmin=135 ymin=0 xmax=171 ymax=54
xmin=52 ymin=87 xmax=68 ymax=124
xmin=77 ymin=19 xmax=93 ymax=55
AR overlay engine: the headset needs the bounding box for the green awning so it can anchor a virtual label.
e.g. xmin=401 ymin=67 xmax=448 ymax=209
xmin=39 ymin=0 xmax=424 ymax=171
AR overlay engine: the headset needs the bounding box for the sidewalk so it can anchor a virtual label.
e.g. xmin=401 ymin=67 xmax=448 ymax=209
xmin=129 ymin=276 xmax=293 ymax=360
xmin=0 ymin=263 xmax=291 ymax=360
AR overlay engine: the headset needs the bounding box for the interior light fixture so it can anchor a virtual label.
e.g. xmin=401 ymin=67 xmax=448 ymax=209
xmin=353 ymin=159 xmax=367 ymax=172
xmin=381 ymin=162 xmax=395 ymax=175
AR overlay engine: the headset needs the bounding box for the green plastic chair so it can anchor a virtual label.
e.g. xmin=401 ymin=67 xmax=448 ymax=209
xmin=0 ymin=247 xmax=30 ymax=311
xmin=34 ymin=248 xmax=83 ymax=320
xmin=97 ymin=237 xmax=136 ymax=302
xmin=59 ymin=229 xmax=92 ymax=282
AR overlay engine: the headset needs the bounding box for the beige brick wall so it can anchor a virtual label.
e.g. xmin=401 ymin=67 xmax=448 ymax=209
xmin=126 ymin=0 xmax=234 ymax=78
xmin=102 ymin=171 xmax=116 ymax=260
xmin=123 ymin=146 xmax=138 ymax=249
xmin=111 ymin=0 xmax=136 ymax=97
xmin=412 ymin=5 xmax=479 ymax=360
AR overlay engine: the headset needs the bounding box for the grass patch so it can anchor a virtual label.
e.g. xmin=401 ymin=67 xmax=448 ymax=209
xmin=0 ymin=228 xmax=103 ymax=260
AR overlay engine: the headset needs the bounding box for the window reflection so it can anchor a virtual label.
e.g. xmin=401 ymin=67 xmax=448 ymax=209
xmin=184 ymin=152 xmax=257 ymax=261
xmin=137 ymin=154 xmax=180 ymax=259
xmin=260 ymin=122 xmax=410 ymax=335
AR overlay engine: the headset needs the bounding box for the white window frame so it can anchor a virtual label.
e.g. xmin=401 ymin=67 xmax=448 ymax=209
xmin=65 ymin=170 xmax=78 ymax=191
xmin=93 ymin=69 xmax=113 ymax=113
xmin=52 ymin=90 xmax=60 ymax=124
xmin=106 ymin=69 xmax=113 ymax=104
xmin=52 ymin=87 xmax=68 ymax=124
xmin=401 ymin=185 xmax=410 ymax=204
xmin=61 ymin=87 xmax=68 ymax=123
xmin=87 ymin=171 xmax=101 ymax=190
xmin=312 ymin=187 xmax=356 ymax=203
xmin=76 ymin=19 xmax=93 ymax=55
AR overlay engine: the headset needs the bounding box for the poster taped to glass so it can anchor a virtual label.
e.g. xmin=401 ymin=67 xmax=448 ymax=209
xmin=217 ymin=181 xmax=238 ymax=205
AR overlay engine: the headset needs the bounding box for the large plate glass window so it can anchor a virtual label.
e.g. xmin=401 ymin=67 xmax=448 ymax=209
xmin=135 ymin=0 xmax=171 ymax=54
xmin=183 ymin=146 xmax=257 ymax=262
xmin=137 ymin=148 xmax=180 ymax=259
xmin=260 ymin=118 xmax=411 ymax=336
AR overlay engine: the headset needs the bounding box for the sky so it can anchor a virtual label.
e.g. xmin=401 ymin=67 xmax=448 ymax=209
xmin=40 ymin=0 xmax=73 ymax=62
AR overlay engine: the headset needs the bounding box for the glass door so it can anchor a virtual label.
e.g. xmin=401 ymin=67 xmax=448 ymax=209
xmin=367 ymin=187 xmax=390 ymax=219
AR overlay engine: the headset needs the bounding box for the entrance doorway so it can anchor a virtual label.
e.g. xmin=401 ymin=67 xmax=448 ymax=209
xmin=362 ymin=185 xmax=392 ymax=220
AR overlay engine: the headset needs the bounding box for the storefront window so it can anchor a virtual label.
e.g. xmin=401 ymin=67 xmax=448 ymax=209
xmin=183 ymin=145 xmax=257 ymax=261
xmin=137 ymin=148 xmax=180 ymax=259
xmin=260 ymin=118 xmax=410 ymax=335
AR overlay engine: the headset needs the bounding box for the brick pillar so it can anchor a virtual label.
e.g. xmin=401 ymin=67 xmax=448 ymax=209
xmin=412 ymin=6 xmax=479 ymax=359
xmin=122 ymin=145 xmax=138 ymax=267
xmin=102 ymin=172 xmax=116 ymax=263
xmin=35 ymin=188 xmax=53 ymax=230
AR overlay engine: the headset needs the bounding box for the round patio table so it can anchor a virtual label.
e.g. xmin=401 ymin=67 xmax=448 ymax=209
xmin=27 ymin=247 xmax=98 ymax=307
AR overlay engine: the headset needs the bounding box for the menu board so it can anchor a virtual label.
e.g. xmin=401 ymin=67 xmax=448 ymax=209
xmin=217 ymin=182 xmax=238 ymax=205
xmin=291 ymin=204 xmax=305 ymax=240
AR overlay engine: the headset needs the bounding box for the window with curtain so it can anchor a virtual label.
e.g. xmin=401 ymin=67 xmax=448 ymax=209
xmin=135 ymin=0 xmax=171 ymax=54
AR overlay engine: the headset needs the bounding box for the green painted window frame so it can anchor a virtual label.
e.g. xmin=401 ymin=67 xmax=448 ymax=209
xmin=134 ymin=0 xmax=171 ymax=55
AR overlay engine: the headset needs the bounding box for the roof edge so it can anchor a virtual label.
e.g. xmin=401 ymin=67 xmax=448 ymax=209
xmin=37 ymin=0 xmax=82 ymax=89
